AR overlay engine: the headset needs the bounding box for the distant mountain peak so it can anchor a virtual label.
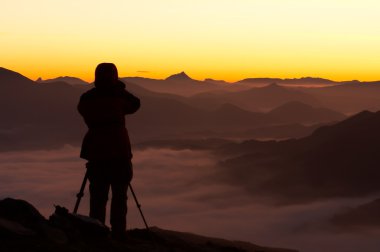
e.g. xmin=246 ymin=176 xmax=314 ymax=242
xmin=166 ymin=71 xmax=193 ymax=81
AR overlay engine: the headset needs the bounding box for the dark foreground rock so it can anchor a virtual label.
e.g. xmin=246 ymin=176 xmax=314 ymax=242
xmin=0 ymin=198 xmax=297 ymax=252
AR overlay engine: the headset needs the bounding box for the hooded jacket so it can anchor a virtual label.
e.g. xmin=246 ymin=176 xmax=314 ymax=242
xmin=78 ymin=81 xmax=140 ymax=160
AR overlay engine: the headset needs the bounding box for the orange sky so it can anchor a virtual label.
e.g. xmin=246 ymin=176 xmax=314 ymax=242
xmin=1 ymin=0 xmax=380 ymax=82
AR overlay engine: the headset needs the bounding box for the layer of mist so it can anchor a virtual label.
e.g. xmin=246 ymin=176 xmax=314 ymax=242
xmin=1 ymin=147 xmax=380 ymax=252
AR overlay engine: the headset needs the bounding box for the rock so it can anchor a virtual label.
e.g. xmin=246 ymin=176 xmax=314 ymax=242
xmin=0 ymin=198 xmax=46 ymax=229
xmin=0 ymin=198 xmax=67 ymax=244
xmin=0 ymin=217 xmax=35 ymax=236
xmin=49 ymin=205 xmax=110 ymax=239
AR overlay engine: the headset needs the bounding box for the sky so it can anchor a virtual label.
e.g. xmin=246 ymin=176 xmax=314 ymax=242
xmin=1 ymin=0 xmax=380 ymax=82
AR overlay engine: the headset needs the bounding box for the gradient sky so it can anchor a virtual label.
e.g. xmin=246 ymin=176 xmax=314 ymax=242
xmin=1 ymin=0 xmax=380 ymax=82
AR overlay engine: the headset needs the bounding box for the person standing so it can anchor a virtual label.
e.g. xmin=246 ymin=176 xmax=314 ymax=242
xmin=78 ymin=63 xmax=140 ymax=239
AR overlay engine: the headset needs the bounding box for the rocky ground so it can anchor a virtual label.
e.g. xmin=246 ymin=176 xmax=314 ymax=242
xmin=0 ymin=198 xmax=297 ymax=252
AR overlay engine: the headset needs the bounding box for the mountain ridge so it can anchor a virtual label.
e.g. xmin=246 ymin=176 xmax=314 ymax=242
xmin=217 ymin=110 xmax=380 ymax=204
xmin=37 ymin=76 xmax=89 ymax=86
xmin=0 ymin=67 xmax=35 ymax=87
xmin=3 ymin=66 xmax=380 ymax=86
xmin=0 ymin=66 xmax=346 ymax=150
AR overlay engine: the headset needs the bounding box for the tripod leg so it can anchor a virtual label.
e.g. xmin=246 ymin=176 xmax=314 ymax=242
xmin=73 ymin=170 xmax=88 ymax=214
xmin=129 ymin=183 xmax=149 ymax=230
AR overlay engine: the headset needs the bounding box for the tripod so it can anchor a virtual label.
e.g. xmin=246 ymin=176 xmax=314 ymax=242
xmin=73 ymin=169 xmax=149 ymax=230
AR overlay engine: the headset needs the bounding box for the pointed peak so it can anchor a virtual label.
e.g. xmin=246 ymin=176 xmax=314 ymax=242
xmin=166 ymin=71 xmax=193 ymax=81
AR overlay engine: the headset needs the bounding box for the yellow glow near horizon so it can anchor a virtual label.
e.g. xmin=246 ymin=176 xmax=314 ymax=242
xmin=1 ymin=0 xmax=380 ymax=82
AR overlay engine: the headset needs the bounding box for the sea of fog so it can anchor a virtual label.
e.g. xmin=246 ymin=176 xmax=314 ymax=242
xmin=0 ymin=146 xmax=379 ymax=252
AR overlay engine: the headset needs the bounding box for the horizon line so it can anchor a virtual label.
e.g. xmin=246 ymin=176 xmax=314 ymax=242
xmin=2 ymin=66 xmax=380 ymax=84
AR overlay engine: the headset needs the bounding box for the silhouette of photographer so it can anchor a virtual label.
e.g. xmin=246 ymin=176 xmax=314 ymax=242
xmin=78 ymin=63 xmax=140 ymax=239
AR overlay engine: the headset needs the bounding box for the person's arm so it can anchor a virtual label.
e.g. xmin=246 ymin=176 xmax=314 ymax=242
xmin=123 ymin=90 xmax=140 ymax=114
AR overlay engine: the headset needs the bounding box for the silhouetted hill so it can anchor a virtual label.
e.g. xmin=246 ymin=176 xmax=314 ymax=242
xmin=0 ymin=198 xmax=297 ymax=252
xmin=0 ymin=67 xmax=359 ymax=151
xmin=37 ymin=76 xmax=89 ymax=86
xmin=120 ymin=73 xmax=380 ymax=113
xmin=207 ymin=104 xmax=268 ymax=131
xmin=204 ymin=78 xmax=230 ymax=85
xmin=307 ymin=110 xmax=379 ymax=142
xmin=128 ymin=99 xmax=342 ymax=142
xmin=267 ymin=101 xmax=346 ymax=124
xmin=0 ymin=67 xmax=345 ymax=150
xmin=330 ymin=198 xmax=380 ymax=229
xmin=127 ymin=96 xmax=207 ymax=140
xmin=0 ymin=67 xmax=35 ymax=86
xmin=128 ymin=98 xmax=267 ymax=142
xmin=0 ymin=67 xmax=37 ymax=97
xmin=189 ymin=83 xmax=320 ymax=111
xmin=242 ymin=123 xmax=322 ymax=140
xmin=0 ymin=68 xmax=88 ymax=150
xmin=299 ymin=83 xmax=380 ymax=114
xmin=214 ymin=103 xmax=255 ymax=117
xmin=217 ymin=111 xmax=380 ymax=204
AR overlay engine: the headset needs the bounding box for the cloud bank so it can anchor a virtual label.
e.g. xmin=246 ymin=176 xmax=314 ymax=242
xmin=1 ymin=147 xmax=380 ymax=251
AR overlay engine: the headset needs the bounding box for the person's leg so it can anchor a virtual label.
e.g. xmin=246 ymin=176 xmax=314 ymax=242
xmin=110 ymin=182 xmax=128 ymax=235
xmin=110 ymin=160 xmax=133 ymax=237
xmin=87 ymin=161 xmax=110 ymax=224
xmin=89 ymin=181 xmax=110 ymax=224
